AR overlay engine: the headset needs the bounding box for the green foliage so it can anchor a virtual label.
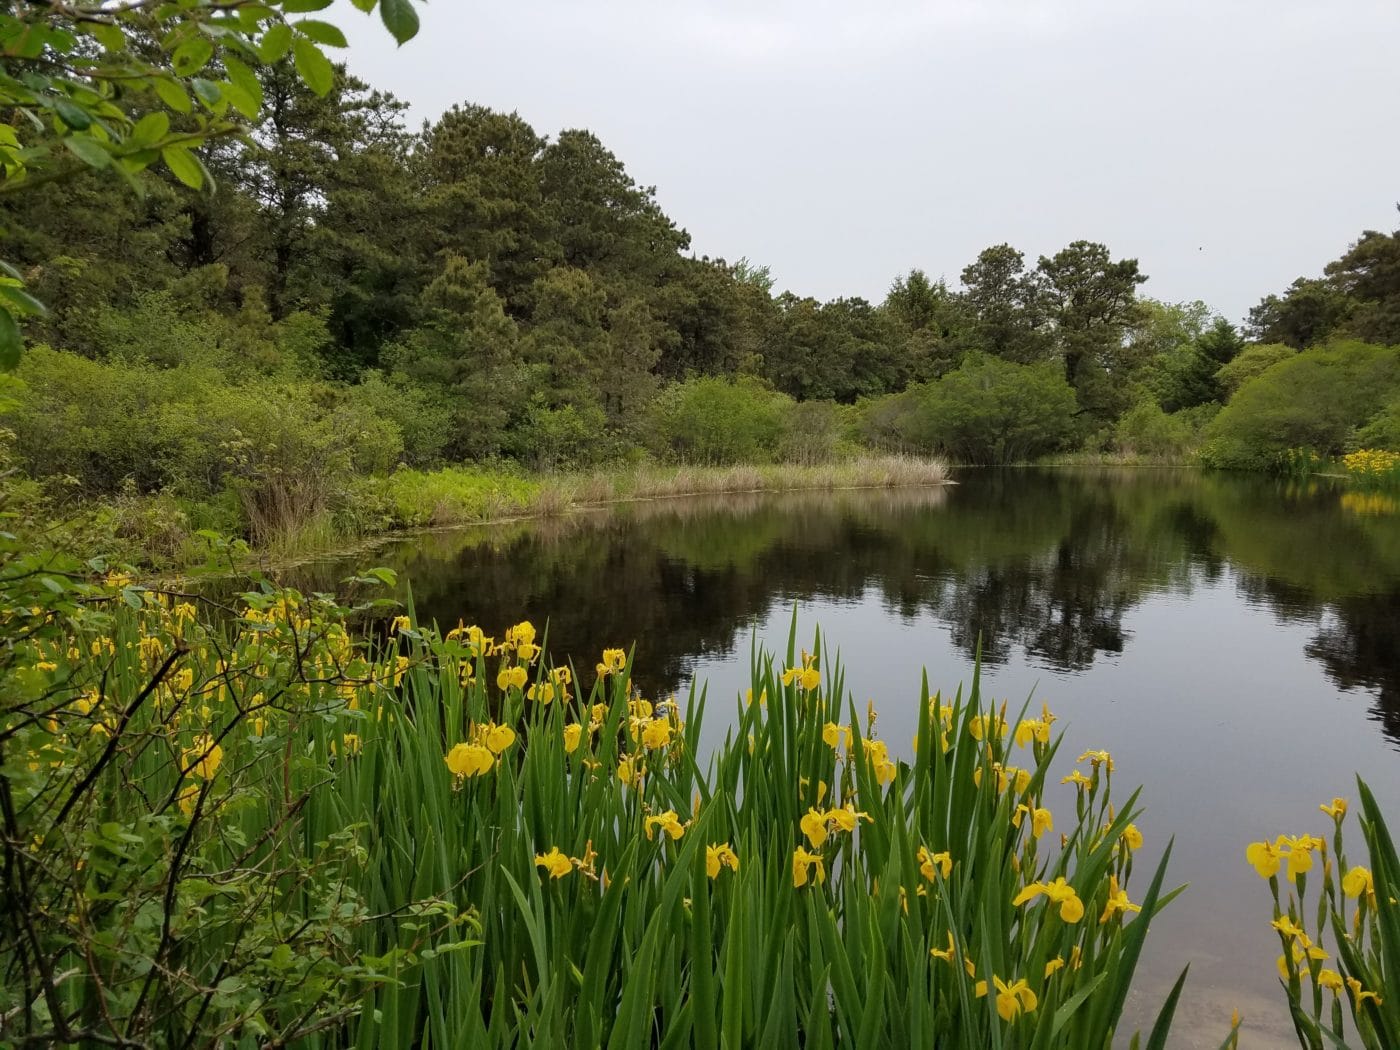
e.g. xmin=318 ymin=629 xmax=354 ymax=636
xmin=0 ymin=0 xmax=425 ymax=364
xmin=1248 ymin=218 xmax=1400 ymax=350
xmin=1216 ymin=343 xmax=1296 ymax=399
xmin=1202 ymin=341 xmax=1400 ymax=468
xmin=647 ymin=376 xmax=793 ymax=465
xmin=1358 ymin=400 xmax=1400 ymax=451
xmin=1 ymin=347 xmax=413 ymax=544
xmin=1113 ymin=402 xmax=1195 ymax=460
xmin=867 ymin=355 xmax=1078 ymax=464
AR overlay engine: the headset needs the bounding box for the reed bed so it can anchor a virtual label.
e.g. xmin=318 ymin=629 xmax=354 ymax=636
xmin=0 ymin=566 xmax=1223 ymax=1049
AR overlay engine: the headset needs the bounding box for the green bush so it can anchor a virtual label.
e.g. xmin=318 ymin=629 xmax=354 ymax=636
xmin=884 ymin=356 xmax=1078 ymax=464
xmin=1203 ymin=341 xmax=1400 ymax=468
xmin=1113 ymin=402 xmax=1195 ymax=459
xmin=1215 ymin=343 xmax=1295 ymax=399
xmin=646 ymin=376 xmax=792 ymax=464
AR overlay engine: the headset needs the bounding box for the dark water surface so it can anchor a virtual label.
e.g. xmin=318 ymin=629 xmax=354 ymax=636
xmin=301 ymin=467 xmax=1400 ymax=1048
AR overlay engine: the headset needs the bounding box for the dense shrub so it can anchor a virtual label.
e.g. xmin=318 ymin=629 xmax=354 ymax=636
xmin=645 ymin=376 xmax=792 ymax=464
xmin=859 ymin=356 xmax=1077 ymax=464
xmin=1215 ymin=343 xmax=1295 ymax=399
xmin=1203 ymin=341 xmax=1400 ymax=468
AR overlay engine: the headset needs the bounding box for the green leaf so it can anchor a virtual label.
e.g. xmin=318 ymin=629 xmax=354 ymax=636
xmin=53 ymin=99 xmax=92 ymax=131
xmin=0 ymin=307 xmax=20 ymax=371
xmin=0 ymin=283 xmax=48 ymax=318
xmin=172 ymin=37 xmax=215 ymax=76
xmin=152 ymin=77 xmax=192 ymax=114
xmin=258 ymin=23 xmax=294 ymax=63
xmin=292 ymin=37 xmax=334 ymax=95
xmin=295 ymin=20 xmax=348 ymax=47
xmin=191 ymin=78 xmax=224 ymax=109
xmin=87 ymin=22 xmax=126 ymax=52
xmin=282 ymin=0 xmax=334 ymax=10
xmin=162 ymin=145 xmax=204 ymax=189
xmin=128 ymin=111 xmax=171 ymax=149
xmin=379 ymin=0 xmax=420 ymax=44
xmin=223 ymin=54 xmax=264 ymax=111
xmin=62 ymin=135 xmax=110 ymax=169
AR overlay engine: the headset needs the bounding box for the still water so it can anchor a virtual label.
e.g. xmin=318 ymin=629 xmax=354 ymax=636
xmin=302 ymin=467 xmax=1400 ymax=1048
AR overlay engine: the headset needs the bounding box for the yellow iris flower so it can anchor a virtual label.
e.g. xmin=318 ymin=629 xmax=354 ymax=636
xmin=534 ymin=847 xmax=572 ymax=879
xmin=1342 ymin=865 xmax=1374 ymax=899
xmin=445 ymin=742 xmax=494 ymax=777
xmin=917 ymin=846 xmax=953 ymax=881
xmin=1098 ymin=876 xmax=1141 ymax=924
xmin=706 ymin=843 xmax=740 ymax=878
xmin=800 ymin=807 xmax=829 ymax=848
xmin=645 ymin=810 xmax=685 ymax=841
xmin=563 ymin=723 xmax=583 ymax=753
xmin=1012 ymin=876 xmax=1084 ymax=922
xmin=975 ymin=975 xmax=1038 ymax=1021
xmin=792 ymin=846 xmax=826 ymax=888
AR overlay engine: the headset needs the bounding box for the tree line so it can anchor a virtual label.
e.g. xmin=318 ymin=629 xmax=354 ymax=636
xmin=3 ymin=57 xmax=1399 ymax=519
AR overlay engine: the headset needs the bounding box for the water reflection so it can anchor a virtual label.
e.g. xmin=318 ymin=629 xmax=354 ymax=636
xmin=299 ymin=468 xmax=1400 ymax=747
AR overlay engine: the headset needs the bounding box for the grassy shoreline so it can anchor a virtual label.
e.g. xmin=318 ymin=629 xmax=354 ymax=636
xmin=70 ymin=455 xmax=950 ymax=573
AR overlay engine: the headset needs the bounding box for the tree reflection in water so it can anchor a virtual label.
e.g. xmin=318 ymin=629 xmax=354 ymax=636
xmin=294 ymin=468 xmax=1400 ymax=747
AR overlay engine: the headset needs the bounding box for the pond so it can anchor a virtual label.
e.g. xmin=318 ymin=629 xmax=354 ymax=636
xmin=298 ymin=467 xmax=1400 ymax=1048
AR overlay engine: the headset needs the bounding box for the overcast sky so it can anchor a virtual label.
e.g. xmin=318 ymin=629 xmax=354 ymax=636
xmin=337 ymin=0 xmax=1400 ymax=323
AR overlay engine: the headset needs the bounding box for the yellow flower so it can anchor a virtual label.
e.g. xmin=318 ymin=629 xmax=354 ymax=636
xmin=800 ymin=807 xmax=829 ymax=848
xmin=864 ymin=738 xmax=896 ymax=785
xmin=1318 ymin=969 xmax=1343 ymax=993
xmin=183 ymin=734 xmax=222 ymax=779
xmin=1044 ymin=957 xmax=1065 ymax=979
xmin=1077 ymin=749 xmax=1114 ymax=773
xmin=563 ymin=723 xmax=583 ymax=753
xmin=177 ymin=783 xmax=200 ymax=816
xmin=975 ymin=975 xmax=1038 ymax=1022
xmin=1342 ymin=866 xmax=1374 ymax=899
xmin=1012 ymin=877 xmax=1084 ymax=922
xmin=706 ymin=843 xmax=740 ymax=878
xmin=597 ymin=648 xmax=627 ymax=676
xmin=1346 ymin=976 xmax=1382 ymax=1008
xmin=527 ymin=681 xmax=558 ymax=704
xmin=1121 ymin=823 xmax=1143 ymax=852
xmin=445 ymin=742 xmax=494 ymax=777
xmin=822 ymin=722 xmax=848 ymax=750
xmin=828 ymin=804 xmax=870 ymax=833
xmin=1271 ymin=915 xmax=1305 ymax=940
xmin=1014 ymin=718 xmax=1050 ymax=747
xmin=506 ymin=620 xmax=536 ymax=648
xmin=792 ymin=846 xmax=826 ymax=888
xmin=969 ymin=714 xmax=1007 ymax=742
xmin=1099 ymin=875 xmax=1141 ymax=924
xmin=781 ymin=665 xmax=820 ymax=691
xmin=645 ymin=810 xmax=685 ymax=841
xmin=1245 ymin=840 xmax=1282 ymax=879
xmin=1062 ymin=769 xmax=1092 ymax=790
xmin=917 ymin=846 xmax=953 ymax=881
xmin=930 ymin=931 xmax=956 ymax=962
xmin=641 ymin=718 xmax=673 ymax=750
xmin=534 ymin=847 xmax=572 ymax=879
xmin=483 ymin=722 xmax=516 ymax=754
xmin=1319 ymin=797 xmax=1347 ymax=819
xmin=1281 ymin=834 xmax=1322 ymax=881
xmin=337 ymin=733 xmax=362 ymax=756
xmin=618 ymin=755 xmax=643 ymax=787
xmin=496 ymin=665 xmax=528 ymax=691
xmin=391 ymin=615 xmax=412 ymax=633
xmin=1012 ymin=805 xmax=1053 ymax=838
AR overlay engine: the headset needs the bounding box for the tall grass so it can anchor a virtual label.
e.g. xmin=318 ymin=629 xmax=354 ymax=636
xmin=1 ymin=574 xmax=1211 ymax=1048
